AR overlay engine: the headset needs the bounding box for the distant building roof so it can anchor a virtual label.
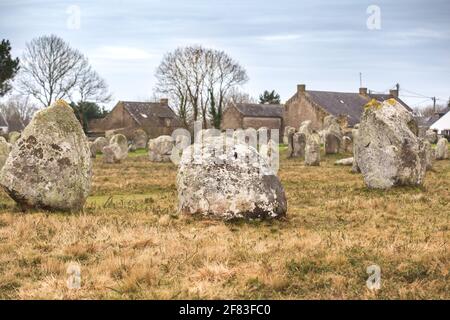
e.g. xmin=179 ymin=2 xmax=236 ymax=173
xmin=121 ymin=101 xmax=178 ymax=126
xmin=292 ymin=89 xmax=413 ymax=127
xmin=430 ymin=109 xmax=450 ymax=133
xmin=232 ymin=103 xmax=284 ymax=118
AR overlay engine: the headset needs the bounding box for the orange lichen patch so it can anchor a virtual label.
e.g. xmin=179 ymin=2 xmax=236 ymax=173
xmin=386 ymin=98 xmax=397 ymax=106
xmin=54 ymin=99 xmax=71 ymax=108
xmin=364 ymin=99 xmax=381 ymax=110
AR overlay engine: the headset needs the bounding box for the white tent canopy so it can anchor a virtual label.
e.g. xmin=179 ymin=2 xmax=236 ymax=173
xmin=430 ymin=111 xmax=450 ymax=134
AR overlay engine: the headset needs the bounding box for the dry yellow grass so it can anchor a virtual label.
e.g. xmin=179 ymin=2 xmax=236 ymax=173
xmin=0 ymin=148 xmax=448 ymax=299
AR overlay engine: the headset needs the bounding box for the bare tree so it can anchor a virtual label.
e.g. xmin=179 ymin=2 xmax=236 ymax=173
xmin=77 ymin=61 xmax=112 ymax=103
xmin=205 ymin=49 xmax=248 ymax=128
xmin=413 ymin=104 xmax=447 ymax=117
xmin=224 ymin=87 xmax=256 ymax=105
xmin=18 ymin=35 xmax=111 ymax=107
xmin=0 ymin=95 xmax=39 ymax=127
xmin=155 ymin=45 xmax=248 ymax=128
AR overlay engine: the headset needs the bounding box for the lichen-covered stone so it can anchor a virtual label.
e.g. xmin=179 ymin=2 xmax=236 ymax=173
xmin=305 ymin=132 xmax=320 ymax=166
xmin=102 ymin=144 xmax=123 ymax=163
xmin=299 ymin=120 xmax=312 ymax=136
xmin=109 ymin=134 xmax=128 ymax=161
xmin=435 ymin=138 xmax=448 ymax=160
xmin=284 ymin=126 xmax=295 ymax=146
xmin=148 ymin=135 xmax=174 ymax=162
xmin=342 ymin=136 xmax=353 ymax=153
xmin=425 ymin=130 xmax=438 ymax=144
xmin=8 ymin=131 xmax=20 ymax=144
xmin=177 ymin=137 xmax=287 ymax=220
xmin=355 ymin=99 xmax=427 ymax=189
xmin=0 ymin=100 xmax=92 ymax=211
xmin=351 ymin=126 xmax=360 ymax=173
xmin=0 ymin=137 xmax=12 ymax=169
xmin=323 ymin=115 xmax=342 ymax=154
xmin=132 ymin=129 xmax=148 ymax=149
xmin=292 ymin=132 xmax=307 ymax=158
xmin=423 ymin=141 xmax=434 ymax=170
xmin=90 ymin=137 xmax=108 ymax=158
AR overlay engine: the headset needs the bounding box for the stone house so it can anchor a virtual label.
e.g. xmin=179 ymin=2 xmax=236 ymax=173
xmin=430 ymin=108 xmax=450 ymax=138
xmin=221 ymin=102 xmax=284 ymax=138
xmin=88 ymin=99 xmax=181 ymax=139
xmin=284 ymin=84 xmax=412 ymax=130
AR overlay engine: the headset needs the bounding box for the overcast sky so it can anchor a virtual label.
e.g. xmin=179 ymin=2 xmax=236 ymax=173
xmin=1 ymin=0 xmax=449 ymax=109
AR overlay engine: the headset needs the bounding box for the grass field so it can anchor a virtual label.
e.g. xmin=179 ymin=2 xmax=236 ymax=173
xmin=0 ymin=147 xmax=448 ymax=299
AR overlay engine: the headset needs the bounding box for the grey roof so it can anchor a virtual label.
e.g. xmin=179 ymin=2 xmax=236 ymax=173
xmin=368 ymin=93 xmax=412 ymax=112
xmin=416 ymin=107 xmax=450 ymax=128
xmin=234 ymin=103 xmax=284 ymax=118
xmin=121 ymin=101 xmax=178 ymax=126
xmin=304 ymin=90 xmax=413 ymax=126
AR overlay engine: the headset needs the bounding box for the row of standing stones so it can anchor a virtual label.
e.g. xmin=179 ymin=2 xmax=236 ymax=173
xmin=0 ymin=99 xmax=447 ymax=218
xmin=284 ymin=98 xmax=449 ymax=189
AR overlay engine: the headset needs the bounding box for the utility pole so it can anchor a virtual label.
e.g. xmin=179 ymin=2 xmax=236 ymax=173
xmin=433 ymin=96 xmax=436 ymax=113
xmin=396 ymin=83 xmax=400 ymax=95
xmin=359 ymin=72 xmax=362 ymax=87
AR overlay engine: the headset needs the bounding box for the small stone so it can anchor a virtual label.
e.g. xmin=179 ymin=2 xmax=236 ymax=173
xmin=148 ymin=135 xmax=175 ymax=162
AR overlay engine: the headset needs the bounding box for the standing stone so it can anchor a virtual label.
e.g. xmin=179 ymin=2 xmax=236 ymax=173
xmin=148 ymin=135 xmax=175 ymax=162
xmin=283 ymin=126 xmax=295 ymax=145
xmin=292 ymin=132 xmax=307 ymax=158
xmin=8 ymin=131 xmax=21 ymax=144
xmin=342 ymin=136 xmax=353 ymax=153
xmin=423 ymin=141 xmax=434 ymax=170
xmin=325 ymin=132 xmax=341 ymax=154
xmin=305 ymin=132 xmax=321 ymax=166
xmin=355 ymin=99 xmax=427 ymax=189
xmin=90 ymin=137 xmax=108 ymax=158
xmin=102 ymin=144 xmax=123 ymax=164
xmin=351 ymin=125 xmax=360 ymax=173
xmin=0 ymin=137 xmax=12 ymax=169
xmin=132 ymin=129 xmax=148 ymax=149
xmin=299 ymin=120 xmax=312 ymax=136
xmin=323 ymin=115 xmax=343 ymax=154
xmin=435 ymin=138 xmax=449 ymax=160
xmin=286 ymin=128 xmax=296 ymax=157
xmin=0 ymin=100 xmax=92 ymax=211
xmin=425 ymin=130 xmax=438 ymax=144
xmin=177 ymin=137 xmax=287 ymax=220
xmin=105 ymin=130 xmax=115 ymax=142
xmin=109 ymin=134 xmax=128 ymax=161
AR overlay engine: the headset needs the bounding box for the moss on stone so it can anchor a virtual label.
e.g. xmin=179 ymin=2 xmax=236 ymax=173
xmin=364 ymin=99 xmax=382 ymax=110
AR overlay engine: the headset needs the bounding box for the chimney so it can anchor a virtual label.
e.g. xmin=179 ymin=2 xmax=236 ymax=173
xmin=297 ymin=84 xmax=306 ymax=94
xmin=359 ymin=87 xmax=368 ymax=96
xmin=389 ymin=89 xmax=398 ymax=98
xmin=160 ymin=98 xmax=168 ymax=105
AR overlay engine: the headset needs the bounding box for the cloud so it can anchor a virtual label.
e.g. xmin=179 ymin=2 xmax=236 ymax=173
xmin=90 ymin=46 xmax=155 ymax=61
xmin=258 ymin=34 xmax=301 ymax=42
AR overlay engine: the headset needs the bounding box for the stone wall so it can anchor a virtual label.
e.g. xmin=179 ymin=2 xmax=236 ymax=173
xmin=284 ymin=93 xmax=329 ymax=130
xmin=221 ymin=106 xmax=243 ymax=130
xmin=88 ymin=102 xmax=180 ymax=139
